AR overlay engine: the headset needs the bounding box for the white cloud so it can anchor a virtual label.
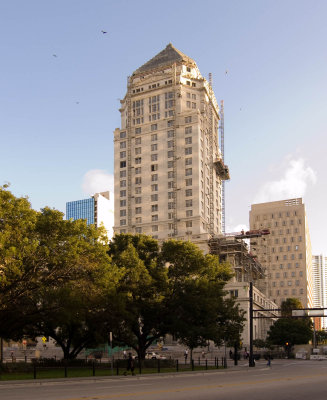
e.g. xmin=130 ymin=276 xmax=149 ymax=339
xmin=254 ymin=158 xmax=317 ymax=203
xmin=82 ymin=169 xmax=114 ymax=196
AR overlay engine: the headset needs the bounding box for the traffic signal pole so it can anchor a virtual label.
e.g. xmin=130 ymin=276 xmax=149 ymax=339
xmin=249 ymin=281 xmax=255 ymax=367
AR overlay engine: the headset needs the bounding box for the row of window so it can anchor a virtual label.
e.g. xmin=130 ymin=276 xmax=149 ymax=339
xmin=272 ymin=270 xmax=304 ymax=278
xmin=119 ymin=222 xmax=193 ymax=231
xmin=255 ymin=210 xmax=299 ymax=220
xmin=272 ymin=288 xmax=304 ymax=296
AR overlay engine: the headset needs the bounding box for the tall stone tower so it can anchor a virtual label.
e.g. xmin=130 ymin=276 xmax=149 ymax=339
xmin=113 ymin=44 xmax=229 ymax=251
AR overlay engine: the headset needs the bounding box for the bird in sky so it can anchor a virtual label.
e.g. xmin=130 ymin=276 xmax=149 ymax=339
xmin=225 ymin=70 xmax=228 ymax=75
xmin=101 ymin=30 xmax=107 ymax=34
xmin=52 ymin=54 xmax=57 ymax=57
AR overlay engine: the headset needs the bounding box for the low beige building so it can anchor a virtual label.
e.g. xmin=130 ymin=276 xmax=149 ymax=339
xmin=250 ymin=198 xmax=313 ymax=308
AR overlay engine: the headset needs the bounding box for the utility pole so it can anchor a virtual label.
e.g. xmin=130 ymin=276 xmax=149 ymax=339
xmin=249 ymin=282 xmax=255 ymax=367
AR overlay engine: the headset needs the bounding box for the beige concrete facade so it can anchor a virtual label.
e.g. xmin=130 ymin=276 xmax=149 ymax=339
xmin=249 ymin=198 xmax=313 ymax=308
xmin=113 ymin=44 xmax=228 ymax=251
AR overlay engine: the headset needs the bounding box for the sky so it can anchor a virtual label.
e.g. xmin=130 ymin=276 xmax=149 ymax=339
xmin=1 ymin=0 xmax=326 ymax=255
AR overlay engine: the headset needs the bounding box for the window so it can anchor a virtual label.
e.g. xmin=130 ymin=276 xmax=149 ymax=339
xmin=120 ymin=131 xmax=126 ymax=138
xmin=168 ymin=212 xmax=173 ymax=219
xmin=135 ymin=127 xmax=142 ymax=134
xmin=185 ymin=116 xmax=192 ymax=123
xmin=186 ymin=199 xmax=193 ymax=207
xmin=168 ymin=181 xmax=174 ymax=189
xmin=120 ymin=190 xmax=126 ymax=197
xmin=120 ymin=210 xmax=126 ymax=217
xmin=120 ymin=141 xmax=126 ymax=149
xmin=167 ymin=140 xmax=174 ymax=148
xmin=192 ymin=102 xmax=196 ymax=109
xmin=120 ymin=219 xmax=126 ymax=226
xmin=168 ymin=150 xmax=174 ymax=158
xmin=192 ymin=94 xmax=196 ymax=99
xmin=135 ymin=207 xmax=142 ymax=214
xmin=151 ymin=154 xmax=158 ymax=161
xmin=168 ymin=171 xmax=174 ymax=178
xmin=151 ymin=124 xmax=157 ymax=131
xmin=135 ymin=177 xmax=141 ymax=184
xmin=168 ymin=160 xmax=174 ymax=168
xmin=168 ymin=223 xmax=174 ymax=230
xmin=185 ymin=147 xmax=192 ymax=155
xmin=120 ymin=161 xmax=126 ymax=168
xmin=185 ymin=189 xmax=192 ymax=197
xmin=152 ymin=205 xmax=158 ymax=212
xmin=120 ymin=151 xmax=126 ymax=158
xmin=151 ymin=134 xmax=157 ymax=141
xmin=185 ymin=168 xmax=192 ymax=176
xmin=152 ymin=215 xmax=158 ymax=221
xmin=135 ymin=227 xmax=142 ymax=233
xmin=135 ymin=157 xmax=141 ymax=164
xmin=151 ymin=144 xmax=157 ymax=151
xmin=167 ymin=130 xmax=174 ymax=138
xmin=151 ymin=174 xmax=158 ymax=181
xmin=151 ymin=164 xmax=158 ymax=171
xmin=185 ymin=137 xmax=192 ymax=144
xmin=168 ymin=192 xmax=174 ymax=199
xmin=185 ymin=178 xmax=192 ymax=186
xmin=185 ymin=158 xmax=192 ymax=165
xmin=135 ymin=167 xmax=141 ymax=174
xmin=120 ymin=200 xmax=126 ymax=207
xmin=185 ymin=126 xmax=192 ymax=134
xmin=135 ymin=147 xmax=141 ymax=155
xmin=168 ymin=202 xmax=174 ymax=209
xmin=186 ymin=210 xmax=193 ymax=217
xmin=186 ymin=221 xmax=192 ymax=228
xmin=151 ymin=184 xmax=158 ymax=191
xmin=186 ymin=101 xmax=191 ymax=108
xmin=120 ymin=180 xmax=126 ymax=187
xmin=135 ymin=187 xmax=141 ymax=194
xmin=135 ymin=197 xmax=142 ymax=204
xmin=167 ymin=120 xmax=174 ymax=127
xmin=152 ymin=225 xmax=158 ymax=232
xmin=151 ymin=194 xmax=158 ymax=201
xmin=120 ymin=170 xmax=126 ymax=178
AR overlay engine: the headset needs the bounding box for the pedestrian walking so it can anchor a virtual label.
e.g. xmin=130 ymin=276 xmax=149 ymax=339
xmin=123 ymin=350 xmax=127 ymax=359
xmin=184 ymin=349 xmax=188 ymax=363
xmin=267 ymin=354 xmax=271 ymax=367
xmin=124 ymin=353 xmax=135 ymax=375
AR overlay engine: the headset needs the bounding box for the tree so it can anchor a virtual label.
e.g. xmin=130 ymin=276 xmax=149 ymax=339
xmin=0 ymin=188 xmax=118 ymax=358
xmin=108 ymin=234 xmax=168 ymax=360
xmin=160 ymin=240 xmax=244 ymax=358
xmin=281 ymin=298 xmax=303 ymax=317
xmin=267 ymin=299 xmax=312 ymax=356
xmin=316 ymin=330 xmax=327 ymax=345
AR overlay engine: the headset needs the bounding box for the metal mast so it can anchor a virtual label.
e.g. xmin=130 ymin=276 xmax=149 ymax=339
xmin=220 ymin=100 xmax=226 ymax=234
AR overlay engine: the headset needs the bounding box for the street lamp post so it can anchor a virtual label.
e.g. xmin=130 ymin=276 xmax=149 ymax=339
xmin=249 ymin=281 xmax=255 ymax=367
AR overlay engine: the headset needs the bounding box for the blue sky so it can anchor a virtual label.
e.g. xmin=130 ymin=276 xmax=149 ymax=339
xmin=1 ymin=0 xmax=326 ymax=254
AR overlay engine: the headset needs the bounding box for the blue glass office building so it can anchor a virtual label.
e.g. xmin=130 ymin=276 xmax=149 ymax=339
xmin=66 ymin=198 xmax=95 ymax=225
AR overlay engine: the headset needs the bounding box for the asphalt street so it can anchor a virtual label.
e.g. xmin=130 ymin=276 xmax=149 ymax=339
xmin=1 ymin=359 xmax=327 ymax=400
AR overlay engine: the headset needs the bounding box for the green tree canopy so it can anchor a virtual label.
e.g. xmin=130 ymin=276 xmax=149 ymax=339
xmin=267 ymin=299 xmax=312 ymax=354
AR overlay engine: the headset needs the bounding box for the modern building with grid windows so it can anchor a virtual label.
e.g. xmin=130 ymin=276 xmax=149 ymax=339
xmin=249 ymin=198 xmax=313 ymax=308
xmin=113 ymin=44 xmax=229 ymax=252
xmin=312 ymin=254 xmax=327 ymax=329
xmin=66 ymin=191 xmax=114 ymax=239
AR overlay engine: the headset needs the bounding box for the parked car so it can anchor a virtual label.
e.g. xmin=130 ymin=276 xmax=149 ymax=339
xmin=145 ymin=352 xmax=166 ymax=360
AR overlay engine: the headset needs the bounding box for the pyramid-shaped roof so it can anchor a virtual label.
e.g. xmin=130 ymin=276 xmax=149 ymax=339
xmin=133 ymin=43 xmax=196 ymax=75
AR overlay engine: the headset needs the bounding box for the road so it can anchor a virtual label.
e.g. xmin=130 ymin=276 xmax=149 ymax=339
xmin=1 ymin=359 xmax=327 ymax=400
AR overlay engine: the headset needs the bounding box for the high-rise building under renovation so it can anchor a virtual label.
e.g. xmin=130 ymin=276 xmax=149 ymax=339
xmin=113 ymin=44 xmax=229 ymax=251
xmin=249 ymin=198 xmax=313 ymax=308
